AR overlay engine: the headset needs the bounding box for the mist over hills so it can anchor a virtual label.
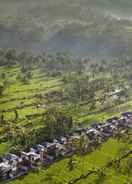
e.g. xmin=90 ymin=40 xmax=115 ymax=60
xmin=0 ymin=0 xmax=132 ymax=57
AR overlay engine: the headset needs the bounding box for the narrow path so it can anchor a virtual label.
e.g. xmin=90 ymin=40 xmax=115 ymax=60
xmin=67 ymin=150 xmax=132 ymax=184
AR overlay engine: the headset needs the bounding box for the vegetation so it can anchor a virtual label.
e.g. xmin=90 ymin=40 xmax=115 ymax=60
xmin=0 ymin=49 xmax=132 ymax=184
xmin=9 ymin=137 xmax=132 ymax=184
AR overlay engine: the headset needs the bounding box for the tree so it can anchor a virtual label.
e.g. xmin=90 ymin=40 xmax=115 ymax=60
xmin=1 ymin=73 xmax=6 ymax=79
xmin=14 ymin=110 xmax=19 ymax=121
xmin=5 ymin=49 xmax=17 ymax=67
xmin=0 ymin=83 xmax=4 ymax=96
xmin=0 ymin=113 xmax=5 ymax=125
xmin=67 ymin=157 xmax=76 ymax=171
xmin=77 ymin=135 xmax=90 ymax=173
xmin=43 ymin=106 xmax=73 ymax=140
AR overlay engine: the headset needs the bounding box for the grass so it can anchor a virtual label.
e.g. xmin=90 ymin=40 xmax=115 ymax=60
xmin=0 ymin=64 xmax=132 ymax=184
xmin=9 ymin=139 xmax=132 ymax=184
xmin=0 ymin=142 xmax=9 ymax=155
xmin=0 ymin=66 xmax=61 ymax=121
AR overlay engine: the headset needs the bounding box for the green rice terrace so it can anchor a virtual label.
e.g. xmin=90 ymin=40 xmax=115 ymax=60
xmin=0 ymin=50 xmax=132 ymax=184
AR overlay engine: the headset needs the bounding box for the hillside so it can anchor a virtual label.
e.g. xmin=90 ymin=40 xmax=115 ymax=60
xmin=1 ymin=0 xmax=132 ymax=56
xmin=0 ymin=56 xmax=132 ymax=184
xmin=0 ymin=1 xmax=132 ymax=184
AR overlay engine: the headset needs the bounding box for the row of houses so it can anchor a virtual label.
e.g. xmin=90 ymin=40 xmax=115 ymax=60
xmin=0 ymin=112 xmax=132 ymax=182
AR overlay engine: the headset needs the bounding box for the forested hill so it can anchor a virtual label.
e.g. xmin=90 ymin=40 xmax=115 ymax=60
xmin=1 ymin=0 xmax=132 ymax=56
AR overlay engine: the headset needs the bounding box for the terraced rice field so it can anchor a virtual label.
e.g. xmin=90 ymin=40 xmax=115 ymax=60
xmin=9 ymin=138 xmax=132 ymax=184
xmin=0 ymin=65 xmax=62 ymax=154
xmin=0 ymin=67 xmax=60 ymax=115
xmin=0 ymin=65 xmax=132 ymax=184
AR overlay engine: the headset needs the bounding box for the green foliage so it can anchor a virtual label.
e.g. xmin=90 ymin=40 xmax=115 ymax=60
xmin=43 ymin=106 xmax=73 ymax=140
xmin=0 ymin=51 xmax=132 ymax=184
xmin=0 ymin=82 xmax=4 ymax=96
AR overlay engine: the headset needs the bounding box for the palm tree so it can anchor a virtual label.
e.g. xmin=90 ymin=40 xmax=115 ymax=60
xmin=14 ymin=110 xmax=19 ymax=121
xmin=75 ymin=134 xmax=90 ymax=174
xmin=0 ymin=113 xmax=4 ymax=125
xmin=43 ymin=106 xmax=73 ymax=140
xmin=67 ymin=157 xmax=76 ymax=171
xmin=5 ymin=49 xmax=17 ymax=67
xmin=0 ymin=83 xmax=4 ymax=96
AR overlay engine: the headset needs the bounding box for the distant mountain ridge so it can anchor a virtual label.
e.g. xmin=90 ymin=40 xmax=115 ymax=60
xmin=0 ymin=0 xmax=132 ymax=57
